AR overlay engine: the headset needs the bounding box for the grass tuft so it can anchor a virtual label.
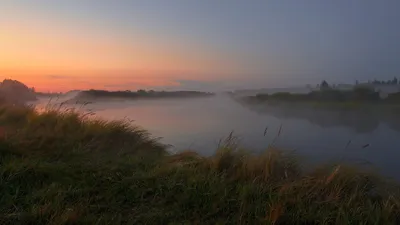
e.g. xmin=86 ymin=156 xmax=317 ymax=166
xmin=0 ymin=104 xmax=400 ymax=224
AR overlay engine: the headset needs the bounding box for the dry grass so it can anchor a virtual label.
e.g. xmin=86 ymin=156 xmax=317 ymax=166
xmin=0 ymin=104 xmax=399 ymax=224
xmin=0 ymin=104 xmax=165 ymax=157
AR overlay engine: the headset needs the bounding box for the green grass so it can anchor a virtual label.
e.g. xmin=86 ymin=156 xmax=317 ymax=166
xmin=1 ymin=104 xmax=400 ymax=224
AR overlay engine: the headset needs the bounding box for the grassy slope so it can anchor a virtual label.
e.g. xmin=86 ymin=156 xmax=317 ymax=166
xmin=1 ymin=104 xmax=400 ymax=224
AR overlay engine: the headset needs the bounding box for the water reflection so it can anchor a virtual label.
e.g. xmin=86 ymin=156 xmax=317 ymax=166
xmin=32 ymin=96 xmax=400 ymax=180
xmin=239 ymin=102 xmax=400 ymax=134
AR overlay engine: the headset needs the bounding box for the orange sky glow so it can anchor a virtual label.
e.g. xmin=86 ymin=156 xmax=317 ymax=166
xmin=3 ymin=1 xmax=400 ymax=92
xmin=0 ymin=9 xmax=245 ymax=92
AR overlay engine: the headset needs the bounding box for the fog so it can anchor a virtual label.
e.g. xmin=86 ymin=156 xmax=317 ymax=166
xmin=32 ymin=93 xmax=400 ymax=179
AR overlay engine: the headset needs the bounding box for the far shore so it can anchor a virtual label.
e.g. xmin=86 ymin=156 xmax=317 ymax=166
xmin=235 ymin=87 xmax=400 ymax=112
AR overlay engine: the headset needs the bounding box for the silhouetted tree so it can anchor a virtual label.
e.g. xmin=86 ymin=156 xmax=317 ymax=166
xmin=137 ymin=89 xmax=147 ymax=95
xmin=393 ymin=77 xmax=398 ymax=85
xmin=320 ymin=80 xmax=330 ymax=90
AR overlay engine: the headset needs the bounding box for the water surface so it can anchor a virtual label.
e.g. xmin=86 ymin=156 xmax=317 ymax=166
xmin=35 ymin=95 xmax=400 ymax=179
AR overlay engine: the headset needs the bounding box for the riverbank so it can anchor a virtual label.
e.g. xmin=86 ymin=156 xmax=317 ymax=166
xmin=1 ymin=104 xmax=400 ymax=224
xmin=66 ymin=90 xmax=215 ymax=103
xmin=241 ymin=96 xmax=400 ymax=111
xmin=238 ymin=87 xmax=400 ymax=112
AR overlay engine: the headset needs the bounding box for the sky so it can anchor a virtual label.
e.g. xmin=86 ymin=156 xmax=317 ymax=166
xmin=1 ymin=0 xmax=400 ymax=92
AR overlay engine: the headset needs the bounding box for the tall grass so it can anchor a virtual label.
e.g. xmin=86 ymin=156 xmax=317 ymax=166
xmin=0 ymin=104 xmax=165 ymax=157
xmin=0 ymin=104 xmax=399 ymax=224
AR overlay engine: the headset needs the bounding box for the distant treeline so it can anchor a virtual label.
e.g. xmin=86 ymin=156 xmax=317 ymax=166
xmin=364 ymin=77 xmax=399 ymax=85
xmin=76 ymin=89 xmax=215 ymax=99
xmin=251 ymin=87 xmax=400 ymax=103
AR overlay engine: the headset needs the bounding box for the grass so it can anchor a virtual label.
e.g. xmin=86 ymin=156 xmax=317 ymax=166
xmin=1 ymin=104 xmax=400 ymax=224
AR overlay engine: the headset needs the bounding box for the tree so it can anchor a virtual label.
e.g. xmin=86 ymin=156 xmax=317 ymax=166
xmin=393 ymin=77 xmax=398 ymax=85
xmin=137 ymin=89 xmax=147 ymax=95
xmin=320 ymin=80 xmax=330 ymax=90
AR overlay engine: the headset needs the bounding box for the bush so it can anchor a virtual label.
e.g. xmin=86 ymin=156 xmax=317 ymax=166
xmin=386 ymin=92 xmax=400 ymax=103
xmin=254 ymin=88 xmax=382 ymax=103
xmin=269 ymin=92 xmax=308 ymax=101
xmin=307 ymin=90 xmax=346 ymax=102
xmin=255 ymin=93 xmax=269 ymax=101
xmin=351 ymin=86 xmax=380 ymax=101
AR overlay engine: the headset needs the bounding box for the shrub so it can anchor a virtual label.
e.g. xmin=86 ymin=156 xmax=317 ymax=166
xmin=386 ymin=92 xmax=400 ymax=103
xmin=254 ymin=88 xmax=383 ymax=103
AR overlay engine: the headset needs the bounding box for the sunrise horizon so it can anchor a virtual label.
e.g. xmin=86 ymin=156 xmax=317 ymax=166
xmin=2 ymin=1 xmax=400 ymax=92
xmin=3 ymin=2 xmax=400 ymax=223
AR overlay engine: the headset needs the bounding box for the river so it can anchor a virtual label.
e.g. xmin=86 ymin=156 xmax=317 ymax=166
xmin=34 ymin=94 xmax=400 ymax=180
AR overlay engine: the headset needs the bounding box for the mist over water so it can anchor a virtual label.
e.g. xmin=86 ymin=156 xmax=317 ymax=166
xmin=34 ymin=94 xmax=400 ymax=179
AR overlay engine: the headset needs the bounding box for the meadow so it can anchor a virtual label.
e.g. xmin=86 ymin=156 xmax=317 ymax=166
xmin=1 ymin=103 xmax=400 ymax=224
